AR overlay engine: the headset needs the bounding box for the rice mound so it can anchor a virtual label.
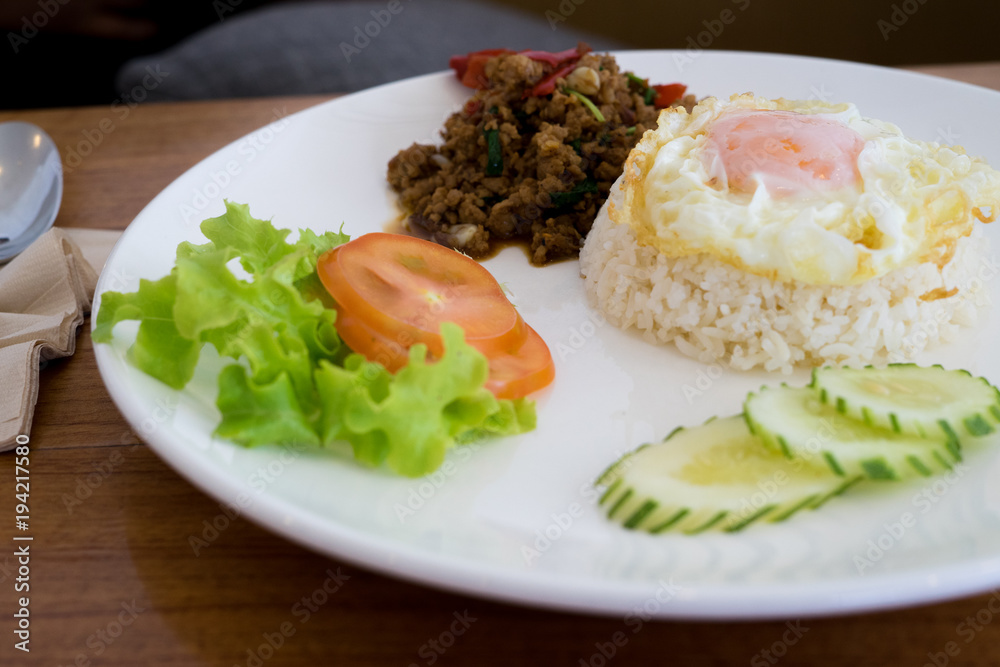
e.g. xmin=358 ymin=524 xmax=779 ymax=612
xmin=579 ymin=180 xmax=994 ymax=374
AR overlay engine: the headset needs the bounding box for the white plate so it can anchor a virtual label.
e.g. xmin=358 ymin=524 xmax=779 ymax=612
xmin=93 ymin=51 xmax=1000 ymax=620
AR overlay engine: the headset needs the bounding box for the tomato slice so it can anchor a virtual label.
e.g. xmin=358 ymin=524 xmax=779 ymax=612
xmin=330 ymin=303 xmax=410 ymax=372
xmin=317 ymin=233 xmax=525 ymax=360
xmin=336 ymin=298 xmax=553 ymax=399
xmin=318 ymin=233 xmax=554 ymax=399
xmin=652 ymin=83 xmax=687 ymax=108
xmin=484 ymin=323 xmax=555 ymax=400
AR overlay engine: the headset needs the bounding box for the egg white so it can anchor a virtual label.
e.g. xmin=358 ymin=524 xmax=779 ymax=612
xmin=613 ymin=94 xmax=1000 ymax=285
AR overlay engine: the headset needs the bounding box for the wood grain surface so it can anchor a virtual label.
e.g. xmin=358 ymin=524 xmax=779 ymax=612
xmin=2 ymin=66 xmax=1000 ymax=666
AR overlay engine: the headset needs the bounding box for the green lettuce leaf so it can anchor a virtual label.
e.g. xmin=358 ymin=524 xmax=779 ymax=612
xmin=94 ymin=201 xmax=536 ymax=477
xmin=93 ymin=274 xmax=201 ymax=389
xmin=215 ymin=365 xmax=321 ymax=447
xmin=200 ymin=201 xmax=296 ymax=275
xmin=314 ymin=323 xmax=532 ymax=476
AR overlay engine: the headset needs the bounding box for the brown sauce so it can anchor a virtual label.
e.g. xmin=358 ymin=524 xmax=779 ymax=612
xmin=382 ymin=215 xmax=575 ymax=266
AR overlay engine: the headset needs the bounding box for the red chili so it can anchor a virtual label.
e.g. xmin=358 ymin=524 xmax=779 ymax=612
xmin=517 ymin=46 xmax=584 ymax=67
xmin=526 ymin=62 xmax=579 ymax=98
xmin=463 ymin=98 xmax=483 ymax=117
xmin=449 ymin=46 xmax=590 ymax=91
xmin=652 ymin=83 xmax=687 ymax=108
xmin=450 ymin=49 xmax=514 ymax=89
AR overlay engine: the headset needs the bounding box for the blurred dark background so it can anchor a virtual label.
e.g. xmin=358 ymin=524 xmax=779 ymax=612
xmin=3 ymin=0 xmax=999 ymax=109
xmin=507 ymin=0 xmax=1000 ymax=66
xmin=2 ymin=0 xmax=298 ymax=108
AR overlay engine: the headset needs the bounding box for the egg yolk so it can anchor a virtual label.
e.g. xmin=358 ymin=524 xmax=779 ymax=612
xmin=703 ymin=110 xmax=865 ymax=198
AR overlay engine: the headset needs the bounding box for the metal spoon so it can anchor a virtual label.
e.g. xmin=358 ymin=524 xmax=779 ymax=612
xmin=0 ymin=121 xmax=63 ymax=262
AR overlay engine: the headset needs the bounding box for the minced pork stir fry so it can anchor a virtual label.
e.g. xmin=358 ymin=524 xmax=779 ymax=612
xmin=387 ymin=44 xmax=692 ymax=265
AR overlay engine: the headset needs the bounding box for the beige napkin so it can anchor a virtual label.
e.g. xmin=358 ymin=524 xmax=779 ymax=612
xmin=0 ymin=228 xmax=104 ymax=450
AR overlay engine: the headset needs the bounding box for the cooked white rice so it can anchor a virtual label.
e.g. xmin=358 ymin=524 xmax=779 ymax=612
xmin=580 ymin=196 xmax=994 ymax=374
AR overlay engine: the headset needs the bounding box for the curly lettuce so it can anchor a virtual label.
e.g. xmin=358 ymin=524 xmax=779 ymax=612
xmin=93 ymin=201 xmax=535 ymax=476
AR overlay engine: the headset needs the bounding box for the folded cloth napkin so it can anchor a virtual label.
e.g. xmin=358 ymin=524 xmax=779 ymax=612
xmin=0 ymin=228 xmax=100 ymax=450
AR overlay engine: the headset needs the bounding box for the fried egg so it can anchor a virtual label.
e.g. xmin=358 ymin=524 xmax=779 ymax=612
xmin=613 ymin=94 xmax=1000 ymax=285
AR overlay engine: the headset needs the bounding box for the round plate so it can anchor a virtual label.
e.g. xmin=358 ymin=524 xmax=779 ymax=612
xmin=93 ymin=51 xmax=1000 ymax=619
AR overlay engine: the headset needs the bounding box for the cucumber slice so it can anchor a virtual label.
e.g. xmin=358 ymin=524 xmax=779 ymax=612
xmin=811 ymin=364 xmax=1000 ymax=441
xmin=745 ymin=385 xmax=962 ymax=481
xmin=596 ymin=416 xmax=859 ymax=534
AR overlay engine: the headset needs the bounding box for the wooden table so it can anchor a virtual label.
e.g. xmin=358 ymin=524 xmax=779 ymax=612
xmin=3 ymin=62 xmax=1000 ymax=666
